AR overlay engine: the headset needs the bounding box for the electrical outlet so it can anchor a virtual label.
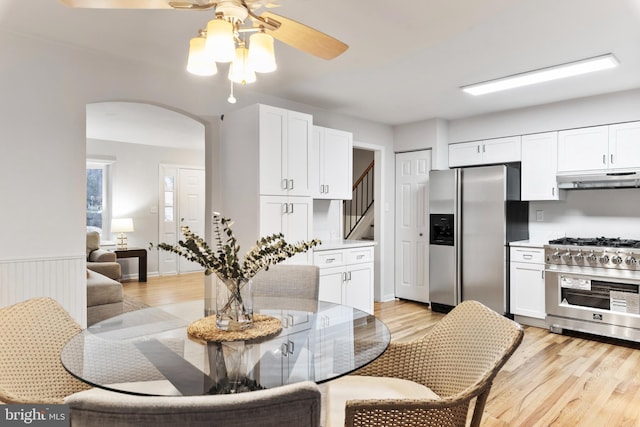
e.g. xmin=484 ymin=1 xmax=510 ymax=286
xmin=536 ymin=210 xmax=544 ymax=222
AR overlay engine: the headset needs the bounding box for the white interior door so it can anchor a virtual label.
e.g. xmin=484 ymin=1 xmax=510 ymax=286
xmin=159 ymin=166 xmax=205 ymax=275
xmin=394 ymin=150 xmax=431 ymax=303
xmin=178 ymin=168 xmax=206 ymax=273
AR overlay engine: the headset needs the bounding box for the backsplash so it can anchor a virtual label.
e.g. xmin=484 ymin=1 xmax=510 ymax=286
xmin=529 ymin=188 xmax=640 ymax=241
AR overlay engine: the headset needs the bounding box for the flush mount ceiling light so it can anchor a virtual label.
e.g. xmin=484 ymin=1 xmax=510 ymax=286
xmin=59 ymin=0 xmax=349 ymax=103
xmin=461 ymin=54 xmax=619 ymax=96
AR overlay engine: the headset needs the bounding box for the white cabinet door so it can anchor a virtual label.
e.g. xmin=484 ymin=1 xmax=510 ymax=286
xmin=286 ymin=329 xmax=312 ymax=384
xmin=259 ymin=196 xmax=312 ymax=264
xmin=259 ymin=105 xmax=287 ymax=196
xmin=482 ymin=136 xmax=522 ymax=164
xmin=313 ymin=126 xmax=353 ymax=200
xmin=286 ymin=197 xmax=313 ymax=264
xmin=345 ymin=262 xmax=374 ymax=314
xmin=318 ymin=265 xmax=344 ymax=305
xmin=510 ymin=247 xmax=545 ymax=320
xmin=449 ymin=136 xmax=521 ymax=167
xmin=449 ymin=142 xmax=482 ymax=167
xmin=286 ymin=111 xmax=313 ymax=196
xmin=258 ymin=105 xmax=312 ymax=196
xmin=260 ymin=195 xmax=287 ymax=237
xmin=609 ymin=121 xmax=640 ymax=171
xmin=557 ymin=125 xmax=609 ymax=173
xmin=521 ymin=132 xmax=561 ymax=201
xmin=510 ymin=262 xmax=545 ymax=319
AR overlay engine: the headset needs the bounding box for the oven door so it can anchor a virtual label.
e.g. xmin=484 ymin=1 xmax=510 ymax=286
xmin=545 ymin=268 xmax=640 ymax=340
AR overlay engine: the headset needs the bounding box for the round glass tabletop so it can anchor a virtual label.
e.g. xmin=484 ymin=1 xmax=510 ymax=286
xmin=61 ymin=299 xmax=390 ymax=396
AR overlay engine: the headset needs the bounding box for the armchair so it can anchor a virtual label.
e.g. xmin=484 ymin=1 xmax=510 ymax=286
xmin=325 ymin=300 xmax=524 ymax=427
xmin=86 ymin=231 xmax=121 ymax=280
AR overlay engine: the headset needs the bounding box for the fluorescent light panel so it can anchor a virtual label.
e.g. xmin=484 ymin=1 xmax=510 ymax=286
xmin=461 ymin=54 xmax=619 ymax=96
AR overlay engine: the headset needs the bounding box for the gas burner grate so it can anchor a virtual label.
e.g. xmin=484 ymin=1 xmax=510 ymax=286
xmin=549 ymin=237 xmax=640 ymax=248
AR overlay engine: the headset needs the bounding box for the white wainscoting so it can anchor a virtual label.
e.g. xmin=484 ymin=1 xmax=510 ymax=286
xmin=0 ymin=256 xmax=87 ymax=326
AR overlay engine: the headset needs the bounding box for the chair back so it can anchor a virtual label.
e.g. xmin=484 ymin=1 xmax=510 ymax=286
xmin=421 ymin=300 xmax=524 ymax=426
xmin=0 ymin=298 xmax=91 ymax=403
xmin=252 ymin=265 xmax=320 ymax=311
xmin=66 ymin=380 xmax=322 ymax=427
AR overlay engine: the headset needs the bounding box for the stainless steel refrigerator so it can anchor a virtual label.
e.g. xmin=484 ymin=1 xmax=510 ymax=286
xmin=428 ymin=164 xmax=528 ymax=315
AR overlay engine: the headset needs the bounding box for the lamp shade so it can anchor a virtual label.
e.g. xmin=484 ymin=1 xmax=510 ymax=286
xmin=228 ymin=45 xmax=256 ymax=84
xmin=187 ymin=34 xmax=217 ymax=76
xmin=111 ymin=218 xmax=134 ymax=233
xmin=248 ymin=31 xmax=277 ymax=73
xmin=205 ymin=18 xmax=236 ymax=63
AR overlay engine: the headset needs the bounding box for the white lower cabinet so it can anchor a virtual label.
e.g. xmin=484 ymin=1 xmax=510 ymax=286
xmin=510 ymin=246 xmax=546 ymax=321
xmin=251 ymin=310 xmax=312 ymax=388
xmin=314 ymin=245 xmax=374 ymax=314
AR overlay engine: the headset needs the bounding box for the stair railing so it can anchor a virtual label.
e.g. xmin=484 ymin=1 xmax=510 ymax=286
xmin=344 ymin=160 xmax=374 ymax=239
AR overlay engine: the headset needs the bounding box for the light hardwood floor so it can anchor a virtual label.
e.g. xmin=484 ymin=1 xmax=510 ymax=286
xmin=124 ymin=274 xmax=640 ymax=427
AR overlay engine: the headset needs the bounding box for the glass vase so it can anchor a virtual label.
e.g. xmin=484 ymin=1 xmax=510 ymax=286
xmin=215 ymin=276 xmax=253 ymax=331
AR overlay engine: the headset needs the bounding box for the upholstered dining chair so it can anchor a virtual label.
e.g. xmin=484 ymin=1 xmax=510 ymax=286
xmin=252 ymin=264 xmax=320 ymax=311
xmin=65 ymin=380 xmax=322 ymax=427
xmin=0 ymin=297 xmax=91 ymax=404
xmin=325 ymin=300 xmax=524 ymax=427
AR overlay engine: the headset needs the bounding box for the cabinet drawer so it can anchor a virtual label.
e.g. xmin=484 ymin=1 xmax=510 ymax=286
xmin=314 ymin=250 xmax=344 ymax=267
xmin=345 ymin=247 xmax=374 ymax=264
xmin=510 ymin=247 xmax=544 ymax=264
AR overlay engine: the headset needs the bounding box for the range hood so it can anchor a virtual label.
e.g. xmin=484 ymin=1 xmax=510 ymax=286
xmin=557 ymin=171 xmax=640 ymax=189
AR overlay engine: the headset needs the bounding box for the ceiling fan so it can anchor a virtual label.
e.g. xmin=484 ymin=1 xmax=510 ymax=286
xmin=59 ymin=0 xmax=349 ymax=61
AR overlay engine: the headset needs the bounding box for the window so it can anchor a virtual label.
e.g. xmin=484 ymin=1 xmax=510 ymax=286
xmin=86 ymin=160 xmax=113 ymax=237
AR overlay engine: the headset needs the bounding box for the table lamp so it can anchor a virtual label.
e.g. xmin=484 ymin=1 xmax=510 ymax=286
xmin=111 ymin=218 xmax=134 ymax=250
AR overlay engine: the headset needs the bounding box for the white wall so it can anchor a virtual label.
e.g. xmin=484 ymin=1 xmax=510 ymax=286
xmin=448 ymin=88 xmax=640 ymax=143
xmin=0 ymin=31 xmax=216 ymax=322
xmin=528 ymin=188 xmax=640 ymax=242
xmin=393 ymin=118 xmax=449 ymax=169
xmin=87 ymin=138 xmax=204 ymax=277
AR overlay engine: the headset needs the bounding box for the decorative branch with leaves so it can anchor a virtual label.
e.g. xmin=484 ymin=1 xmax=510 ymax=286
xmin=151 ymin=213 xmax=321 ymax=282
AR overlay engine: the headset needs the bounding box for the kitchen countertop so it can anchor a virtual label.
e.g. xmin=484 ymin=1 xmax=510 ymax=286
xmin=509 ymin=240 xmax=547 ymax=249
xmin=315 ymin=240 xmax=377 ymax=251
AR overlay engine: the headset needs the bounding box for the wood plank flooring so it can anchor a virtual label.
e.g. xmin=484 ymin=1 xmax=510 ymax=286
xmin=124 ymin=274 xmax=640 ymax=426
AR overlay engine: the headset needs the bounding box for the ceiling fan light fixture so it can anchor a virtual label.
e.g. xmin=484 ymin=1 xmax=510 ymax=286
xmin=228 ymin=44 xmax=256 ymax=85
xmin=205 ymin=18 xmax=236 ymax=63
xmin=248 ymin=30 xmax=277 ymax=73
xmin=461 ymin=53 xmax=619 ymax=96
xmin=187 ymin=32 xmax=217 ymax=76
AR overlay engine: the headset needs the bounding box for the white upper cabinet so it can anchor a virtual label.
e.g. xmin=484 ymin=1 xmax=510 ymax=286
xmin=557 ymin=125 xmax=609 ymax=173
xmin=449 ymin=136 xmax=521 ymax=167
xmin=483 ymin=136 xmax=522 ymax=164
xmin=558 ymin=122 xmax=640 ymax=174
xmin=608 ymin=121 xmax=640 ymax=171
xmin=311 ymin=126 xmax=353 ymax=200
xmin=521 ymin=132 xmax=562 ymax=201
xmin=259 ymin=105 xmax=313 ymax=196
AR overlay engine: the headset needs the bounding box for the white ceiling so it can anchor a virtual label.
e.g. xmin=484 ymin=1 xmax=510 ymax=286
xmin=2 ymin=0 xmax=640 ymax=142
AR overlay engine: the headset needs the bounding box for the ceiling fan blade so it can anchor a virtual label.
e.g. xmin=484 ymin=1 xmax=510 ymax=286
xmin=59 ymin=0 xmax=175 ymax=8
xmin=259 ymin=11 xmax=348 ymax=60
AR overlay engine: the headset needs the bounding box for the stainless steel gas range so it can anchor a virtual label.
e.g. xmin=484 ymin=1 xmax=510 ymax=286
xmin=545 ymin=237 xmax=640 ymax=342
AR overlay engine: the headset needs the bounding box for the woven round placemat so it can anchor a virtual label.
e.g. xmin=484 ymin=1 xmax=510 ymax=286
xmin=187 ymin=314 xmax=282 ymax=342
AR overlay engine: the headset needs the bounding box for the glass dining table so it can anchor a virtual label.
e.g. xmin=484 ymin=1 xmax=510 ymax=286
xmin=61 ymin=298 xmax=390 ymax=396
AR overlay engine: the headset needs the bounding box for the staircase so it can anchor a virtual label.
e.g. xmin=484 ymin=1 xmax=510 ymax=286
xmin=344 ymin=161 xmax=374 ymax=239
